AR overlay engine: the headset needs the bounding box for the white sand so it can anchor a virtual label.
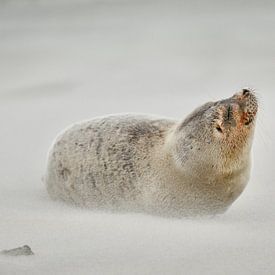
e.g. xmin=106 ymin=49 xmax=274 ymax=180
xmin=0 ymin=1 xmax=274 ymax=274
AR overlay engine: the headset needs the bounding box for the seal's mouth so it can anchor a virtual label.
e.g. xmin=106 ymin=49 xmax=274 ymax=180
xmin=215 ymin=88 xmax=258 ymax=133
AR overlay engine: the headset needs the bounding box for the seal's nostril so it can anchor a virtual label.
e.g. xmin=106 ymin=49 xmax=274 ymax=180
xmin=242 ymin=89 xmax=250 ymax=96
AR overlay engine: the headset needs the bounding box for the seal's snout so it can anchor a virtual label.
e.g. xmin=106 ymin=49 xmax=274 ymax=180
xmin=233 ymin=88 xmax=258 ymax=126
xmin=233 ymin=88 xmax=256 ymax=101
xmin=216 ymin=88 xmax=258 ymax=132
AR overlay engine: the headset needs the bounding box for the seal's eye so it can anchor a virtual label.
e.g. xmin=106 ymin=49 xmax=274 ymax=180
xmin=216 ymin=126 xmax=223 ymax=133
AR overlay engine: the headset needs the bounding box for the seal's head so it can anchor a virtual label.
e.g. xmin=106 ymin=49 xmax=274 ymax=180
xmin=211 ymin=88 xmax=258 ymax=157
xmin=171 ymin=88 xmax=258 ymax=174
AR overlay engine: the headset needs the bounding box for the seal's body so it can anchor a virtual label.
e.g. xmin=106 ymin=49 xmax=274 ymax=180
xmin=45 ymin=89 xmax=258 ymax=216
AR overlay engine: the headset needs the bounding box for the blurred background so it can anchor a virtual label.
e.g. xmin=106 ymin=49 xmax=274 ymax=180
xmin=0 ymin=1 xmax=274 ymax=274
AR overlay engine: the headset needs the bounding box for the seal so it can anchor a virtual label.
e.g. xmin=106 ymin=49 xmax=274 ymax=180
xmin=45 ymin=88 xmax=258 ymax=217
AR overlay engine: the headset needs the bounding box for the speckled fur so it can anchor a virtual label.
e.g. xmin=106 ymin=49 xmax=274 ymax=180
xmin=45 ymin=89 xmax=257 ymax=217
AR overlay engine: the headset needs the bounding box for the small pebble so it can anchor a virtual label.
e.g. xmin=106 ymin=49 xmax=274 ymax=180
xmin=1 ymin=245 xmax=34 ymax=256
